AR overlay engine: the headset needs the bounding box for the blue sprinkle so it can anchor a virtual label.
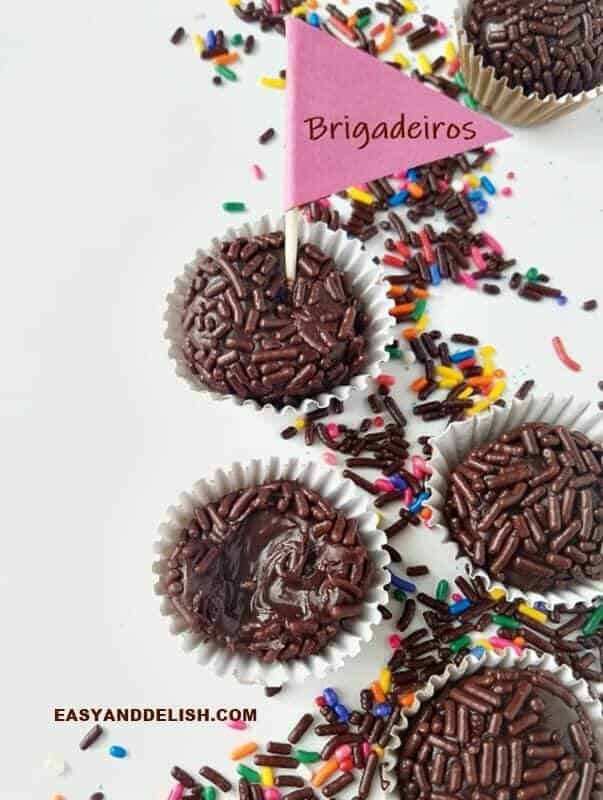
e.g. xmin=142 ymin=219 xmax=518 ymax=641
xmin=308 ymin=11 xmax=321 ymax=26
xmin=389 ymin=474 xmax=408 ymax=491
xmin=109 ymin=745 xmax=127 ymax=759
xmin=467 ymin=189 xmax=484 ymax=202
xmin=388 ymin=190 xmax=409 ymax=207
xmin=206 ymin=30 xmax=216 ymax=50
xmin=323 ymin=687 xmax=339 ymax=707
xmin=406 ymin=168 xmax=419 ymax=182
xmin=557 ymin=294 xmax=568 ymax=306
xmin=450 ymin=348 xmax=475 ymax=363
xmin=429 ymin=264 xmax=441 ymax=286
xmin=333 ymin=703 xmax=350 ymax=722
xmin=449 ymin=598 xmax=472 ymax=616
xmin=470 ymin=645 xmax=485 ymax=660
xmin=476 ymin=199 xmax=489 ymax=214
xmin=373 ymin=702 xmax=393 ymax=717
xmin=534 ymin=601 xmax=548 ymax=611
xmin=480 ymin=175 xmax=497 ymax=195
xmin=388 ymin=571 xmax=417 ymax=594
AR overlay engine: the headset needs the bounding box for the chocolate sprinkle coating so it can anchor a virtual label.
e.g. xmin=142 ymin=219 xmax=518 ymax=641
xmin=465 ymin=0 xmax=603 ymax=99
xmin=179 ymin=232 xmax=371 ymax=408
xmin=166 ymin=480 xmax=373 ymax=663
xmin=444 ymin=422 xmax=603 ymax=592
xmin=397 ymin=666 xmax=601 ymax=799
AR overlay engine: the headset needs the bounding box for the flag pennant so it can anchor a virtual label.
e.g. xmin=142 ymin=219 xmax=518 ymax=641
xmin=285 ymin=17 xmax=511 ymax=209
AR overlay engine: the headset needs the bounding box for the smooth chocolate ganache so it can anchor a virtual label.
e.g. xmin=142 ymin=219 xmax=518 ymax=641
xmin=443 ymin=422 xmax=603 ymax=593
xmin=397 ymin=667 xmax=601 ymax=800
xmin=179 ymin=231 xmax=371 ymax=408
xmin=465 ymin=0 xmax=603 ymax=99
xmin=164 ymin=480 xmax=374 ymax=662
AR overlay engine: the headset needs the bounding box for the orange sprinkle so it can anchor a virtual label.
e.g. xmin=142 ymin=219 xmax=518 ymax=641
xmin=467 ymin=376 xmax=493 ymax=388
xmin=230 ymin=741 xmax=258 ymax=760
xmin=513 ymin=636 xmax=525 ymax=646
xmin=376 ymin=22 xmax=395 ymax=53
xmin=389 ymin=302 xmax=415 ymax=317
xmin=371 ymin=681 xmax=386 ymax=703
xmin=403 ymin=327 xmax=417 ymax=340
xmin=410 ymin=377 xmax=428 ymax=392
xmin=312 ymin=758 xmax=339 ymax=787
xmin=493 ymin=368 xmax=506 ymax=378
xmin=387 ymin=285 xmax=407 ymax=298
xmin=419 ymin=507 xmax=432 ymax=520
xmin=411 ymin=286 xmax=429 ymax=299
xmin=213 ymin=52 xmax=240 ymax=66
xmin=347 ymin=13 xmax=358 ymax=25
xmin=407 ymin=182 xmax=424 ymax=199
xmin=399 ymin=692 xmax=416 ymax=707
xmin=306 ymin=0 xmax=318 ymax=6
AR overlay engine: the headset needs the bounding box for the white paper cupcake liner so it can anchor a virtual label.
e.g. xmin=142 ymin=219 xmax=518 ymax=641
xmin=455 ymin=0 xmax=603 ymax=126
xmin=152 ymin=456 xmax=390 ymax=686
xmin=383 ymin=648 xmax=603 ymax=794
xmin=165 ymin=214 xmax=394 ymax=415
xmin=427 ymin=393 xmax=603 ymax=610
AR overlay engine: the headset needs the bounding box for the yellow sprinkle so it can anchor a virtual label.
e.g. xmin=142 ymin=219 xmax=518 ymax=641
xmin=480 ymin=345 xmax=496 ymax=357
xmin=466 ymin=380 xmax=506 ymax=416
xmin=482 ymin=357 xmax=495 ymax=377
xmin=518 ymin=603 xmax=548 ymax=623
xmin=392 ymin=51 xmax=411 ymax=69
xmin=291 ymin=4 xmax=307 ymax=15
xmin=458 ymin=386 xmax=474 ymax=400
xmin=414 ymin=313 xmax=429 ymax=333
xmin=417 ymin=52 xmax=432 ymax=75
xmin=260 ymin=767 xmax=274 ymax=787
xmin=401 ymin=0 xmax=417 ymax=10
xmin=464 ymin=173 xmax=480 ymax=188
xmin=230 ymin=741 xmax=258 ymax=760
xmin=374 ymin=511 xmax=384 ymax=528
xmin=192 ymin=33 xmax=204 ymax=55
xmin=294 ymin=417 xmax=306 ymax=430
xmin=489 ymin=588 xmax=506 ymax=601
xmin=438 ymin=378 xmax=458 ymax=389
xmin=227 ymin=0 xmax=241 ymax=5
xmin=481 ymin=163 xmax=492 ymax=173
xmin=347 ymin=187 xmax=375 ymax=205
xmin=443 ymin=40 xmax=457 ymax=63
xmin=372 ymin=744 xmax=385 ymax=759
xmin=474 ymin=638 xmax=494 ymax=651
xmin=260 ymin=76 xmax=287 ymax=89
xmin=436 ymin=365 xmax=464 ymax=382
xmin=378 ymin=667 xmax=392 ymax=694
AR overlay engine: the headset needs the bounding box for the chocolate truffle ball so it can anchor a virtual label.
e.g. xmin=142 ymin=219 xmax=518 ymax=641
xmin=443 ymin=422 xmax=603 ymax=593
xmin=179 ymin=231 xmax=371 ymax=408
xmin=165 ymin=480 xmax=374 ymax=662
xmin=465 ymin=0 xmax=603 ymax=99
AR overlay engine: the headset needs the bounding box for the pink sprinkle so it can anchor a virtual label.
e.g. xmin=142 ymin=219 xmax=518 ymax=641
xmin=326 ymin=422 xmax=340 ymax=440
xmin=335 ymin=744 xmax=352 ymax=762
xmin=388 ymin=634 xmax=402 ymax=649
xmin=317 ymin=197 xmax=331 ymax=208
xmin=375 ymin=478 xmax=395 ymax=493
xmin=403 ymin=487 xmax=413 ymax=507
xmin=270 ymin=0 xmax=282 ymax=12
xmin=227 ymin=720 xmax=247 ymax=730
xmin=451 ymin=593 xmax=463 ymax=602
xmin=373 ymin=415 xmax=385 ymax=427
xmin=362 ymin=742 xmax=372 ymax=759
xmin=435 ymin=21 xmax=447 ymax=36
xmin=397 ymin=21 xmax=413 ymax=35
xmin=264 ymin=790 xmax=281 ymax=800
xmin=489 ymin=636 xmax=523 ymax=656
xmin=481 ymin=232 xmax=504 ymax=256
xmin=411 ymin=454 xmax=431 ymax=479
xmin=392 ymin=170 xmax=406 ymax=179
xmin=252 ymin=164 xmax=264 ymax=180
xmin=470 ymin=247 xmax=486 ymax=269
xmin=323 ymin=452 xmax=338 ymax=466
xmin=169 ymin=785 xmax=185 ymax=800
xmin=459 ymin=270 xmax=478 ymax=289
xmin=501 ymin=186 xmax=513 ymax=197
xmin=439 ymin=180 xmax=449 ymax=192
xmin=486 ymin=147 xmax=496 ymax=155
xmin=377 ymin=373 xmax=396 ymax=386
xmin=370 ymin=21 xmax=385 ymax=36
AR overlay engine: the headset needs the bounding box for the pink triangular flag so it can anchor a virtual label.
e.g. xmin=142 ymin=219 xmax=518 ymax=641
xmin=285 ymin=18 xmax=511 ymax=209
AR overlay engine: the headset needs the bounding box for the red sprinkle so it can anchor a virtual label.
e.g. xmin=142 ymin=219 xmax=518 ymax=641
xmin=552 ymin=336 xmax=582 ymax=372
xmin=373 ymin=415 xmax=385 ymax=427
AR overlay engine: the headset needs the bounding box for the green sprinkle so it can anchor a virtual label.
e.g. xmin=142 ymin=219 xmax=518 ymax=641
xmin=454 ymin=71 xmax=467 ymax=90
xmin=435 ymin=580 xmax=450 ymax=602
xmin=231 ymin=33 xmax=244 ymax=46
xmin=356 ymin=14 xmax=372 ymax=29
xmin=461 ymin=93 xmax=479 ymax=110
xmin=203 ymin=788 xmax=217 ymax=800
xmin=237 ymin=765 xmax=261 ymax=783
xmin=582 ymin=605 xmax=603 ymax=636
xmin=393 ymin=589 xmax=407 ymax=602
xmin=411 ymin=298 xmax=427 ymax=321
xmin=492 ymin=614 xmax=522 ymax=630
xmin=525 ymin=267 xmax=540 ymax=281
xmin=222 ymin=201 xmax=247 ymax=212
xmin=385 ymin=345 xmax=403 ymax=359
xmin=449 ymin=634 xmax=472 ymax=653
xmin=216 ymin=64 xmax=237 ymax=82
xmin=294 ymin=749 xmax=321 ymax=763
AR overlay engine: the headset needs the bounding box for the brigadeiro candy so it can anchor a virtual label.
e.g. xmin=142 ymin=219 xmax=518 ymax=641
xmin=395 ymin=665 xmax=602 ymax=799
xmin=165 ymin=218 xmax=392 ymax=412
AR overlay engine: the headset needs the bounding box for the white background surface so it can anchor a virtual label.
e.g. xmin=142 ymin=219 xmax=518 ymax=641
xmin=2 ymin=0 xmax=603 ymax=797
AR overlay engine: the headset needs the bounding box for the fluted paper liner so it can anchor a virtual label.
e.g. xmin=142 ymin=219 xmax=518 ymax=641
xmin=165 ymin=215 xmax=394 ymax=415
xmin=455 ymin=0 xmax=603 ymax=126
xmin=153 ymin=456 xmax=389 ymax=685
xmin=427 ymin=393 xmax=603 ymax=610
xmin=383 ymin=648 xmax=603 ymax=794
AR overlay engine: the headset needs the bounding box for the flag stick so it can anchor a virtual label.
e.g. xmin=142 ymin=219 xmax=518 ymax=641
xmin=285 ymin=207 xmax=299 ymax=284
